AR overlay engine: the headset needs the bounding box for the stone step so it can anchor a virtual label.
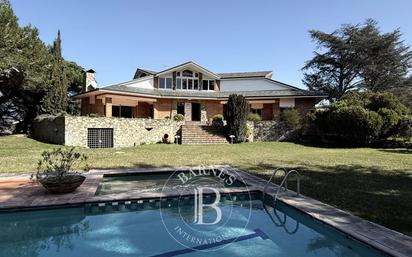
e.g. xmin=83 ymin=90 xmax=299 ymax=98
xmin=181 ymin=125 xmax=228 ymax=145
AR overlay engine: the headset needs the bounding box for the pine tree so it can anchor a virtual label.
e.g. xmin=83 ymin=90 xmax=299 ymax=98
xmin=41 ymin=30 xmax=69 ymax=115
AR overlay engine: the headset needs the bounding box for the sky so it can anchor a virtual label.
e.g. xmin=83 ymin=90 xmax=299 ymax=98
xmin=10 ymin=0 xmax=412 ymax=89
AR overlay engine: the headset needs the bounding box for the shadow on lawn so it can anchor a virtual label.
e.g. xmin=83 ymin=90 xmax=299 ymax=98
xmin=378 ymin=149 xmax=412 ymax=154
xmin=243 ymin=162 xmax=412 ymax=236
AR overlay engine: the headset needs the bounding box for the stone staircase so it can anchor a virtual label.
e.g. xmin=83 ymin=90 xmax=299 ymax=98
xmin=181 ymin=125 xmax=228 ymax=144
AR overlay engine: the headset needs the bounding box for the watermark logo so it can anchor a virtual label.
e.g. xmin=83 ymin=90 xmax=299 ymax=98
xmin=193 ymin=187 xmax=221 ymax=225
xmin=159 ymin=166 xmax=252 ymax=252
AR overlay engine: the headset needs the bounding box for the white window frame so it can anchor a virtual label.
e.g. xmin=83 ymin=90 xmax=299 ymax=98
xmin=158 ymin=77 xmax=173 ymax=90
xmin=202 ymin=80 xmax=216 ymax=91
xmin=176 ymin=70 xmax=200 ymax=91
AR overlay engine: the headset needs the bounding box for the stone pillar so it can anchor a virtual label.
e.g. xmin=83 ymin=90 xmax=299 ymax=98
xmin=105 ymin=103 xmax=112 ymax=117
xmin=201 ymin=102 xmax=207 ymax=124
xmin=184 ymin=102 xmax=192 ymax=121
xmin=153 ymin=102 xmax=159 ymax=119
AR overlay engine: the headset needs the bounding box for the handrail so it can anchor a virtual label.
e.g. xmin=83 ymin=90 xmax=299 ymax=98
xmin=274 ymin=170 xmax=300 ymax=203
xmin=262 ymin=167 xmax=288 ymax=199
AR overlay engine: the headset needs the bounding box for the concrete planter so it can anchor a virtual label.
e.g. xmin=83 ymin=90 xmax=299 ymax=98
xmin=39 ymin=174 xmax=86 ymax=194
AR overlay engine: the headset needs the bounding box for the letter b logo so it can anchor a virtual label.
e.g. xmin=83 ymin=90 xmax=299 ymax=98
xmin=193 ymin=187 xmax=222 ymax=225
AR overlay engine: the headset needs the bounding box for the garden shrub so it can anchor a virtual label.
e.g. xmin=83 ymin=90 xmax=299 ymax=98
xmin=395 ymin=116 xmax=412 ymax=142
xmin=247 ymin=113 xmax=262 ymax=122
xmin=309 ymin=91 xmax=408 ymax=146
xmin=377 ymin=108 xmax=400 ymax=137
xmin=212 ymin=114 xmax=224 ymax=126
xmin=280 ymin=108 xmax=301 ymax=129
xmin=173 ymin=114 xmax=185 ymax=121
xmin=224 ymin=94 xmax=249 ymax=143
xmin=212 ymin=114 xmax=224 ymax=122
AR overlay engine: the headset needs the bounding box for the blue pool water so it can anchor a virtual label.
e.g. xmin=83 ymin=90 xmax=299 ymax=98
xmin=0 ymin=193 xmax=385 ymax=257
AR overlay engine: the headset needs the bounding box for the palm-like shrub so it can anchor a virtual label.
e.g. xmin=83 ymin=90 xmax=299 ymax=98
xmin=224 ymin=94 xmax=249 ymax=143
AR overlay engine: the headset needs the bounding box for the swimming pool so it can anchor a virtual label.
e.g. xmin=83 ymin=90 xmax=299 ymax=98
xmin=0 ymin=193 xmax=385 ymax=257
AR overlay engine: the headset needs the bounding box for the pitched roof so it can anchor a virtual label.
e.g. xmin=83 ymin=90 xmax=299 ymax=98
xmin=91 ymin=84 xmax=325 ymax=99
xmin=138 ymin=68 xmax=157 ymax=75
xmin=218 ymin=71 xmax=273 ymax=79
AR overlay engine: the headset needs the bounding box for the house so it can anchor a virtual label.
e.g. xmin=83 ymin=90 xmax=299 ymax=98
xmin=74 ymin=62 xmax=325 ymax=123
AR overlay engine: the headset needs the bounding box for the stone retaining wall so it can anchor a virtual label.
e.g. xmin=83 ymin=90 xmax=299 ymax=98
xmin=33 ymin=115 xmax=65 ymax=145
xmin=33 ymin=116 xmax=182 ymax=148
xmin=252 ymin=121 xmax=289 ymax=141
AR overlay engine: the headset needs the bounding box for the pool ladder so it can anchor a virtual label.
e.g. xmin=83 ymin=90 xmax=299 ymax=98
xmin=262 ymin=168 xmax=301 ymax=204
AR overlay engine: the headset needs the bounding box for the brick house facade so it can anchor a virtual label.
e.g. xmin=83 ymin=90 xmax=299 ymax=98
xmin=75 ymin=62 xmax=325 ymax=123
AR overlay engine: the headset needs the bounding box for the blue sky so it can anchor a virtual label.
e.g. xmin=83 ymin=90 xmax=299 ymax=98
xmin=10 ymin=0 xmax=412 ymax=89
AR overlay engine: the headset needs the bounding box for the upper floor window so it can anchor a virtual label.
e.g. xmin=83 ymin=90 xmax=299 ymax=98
xmin=159 ymin=77 xmax=172 ymax=89
xmin=202 ymin=80 xmax=215 ymax=91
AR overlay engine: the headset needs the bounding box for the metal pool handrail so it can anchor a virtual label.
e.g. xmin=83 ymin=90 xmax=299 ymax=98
xmin=273 ymin=170 xmax=300 ymax=203
xmin=262 ymin=167 xmax=288 ymax=199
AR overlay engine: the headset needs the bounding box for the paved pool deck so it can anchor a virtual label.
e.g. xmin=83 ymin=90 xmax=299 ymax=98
xmin=0 ymin=166 xmax=411 ymax=257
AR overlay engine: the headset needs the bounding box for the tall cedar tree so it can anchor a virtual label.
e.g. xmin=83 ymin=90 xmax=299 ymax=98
xmin=302 ymin=25 xmax=361 ymax=101
xmin=224 ymin=94 xmax=249 ymax=143
xmin=353 ymin=20 xmax=412 ymax=92
xmin=303 ymin=20 xmax=412 ymax=101
xmin=40 ymin=31 xmax=69 ymax=115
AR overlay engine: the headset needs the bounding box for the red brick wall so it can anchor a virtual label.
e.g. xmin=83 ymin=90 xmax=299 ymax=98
xmin=295 ymin=98 xmax=317 ymax=116
xmin=81 ymin=97 xmax=105 ymax=116
xmin=205 ymin=101 xmax=223 ymax=120
xmin=135 ymin=102 xmax=153 ymax=118
xmin=262 ymin=104 xmax=274 ymax=120
xmin=154 ymin=99 xmax=173 ymax=119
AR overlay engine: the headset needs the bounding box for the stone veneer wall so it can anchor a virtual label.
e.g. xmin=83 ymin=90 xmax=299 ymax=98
xmin=252 ymin=121 xmax=289 ymax=141
xmin=33 ymin=116 xmax=182 ymax=148
xmin=33 ymin=115 xmax=65 ymax=145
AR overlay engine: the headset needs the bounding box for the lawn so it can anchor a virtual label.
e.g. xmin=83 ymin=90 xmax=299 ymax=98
xmin=1 ymin=135 xmax=412 ymax=236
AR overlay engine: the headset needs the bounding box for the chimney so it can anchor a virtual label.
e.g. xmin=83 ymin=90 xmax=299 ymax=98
xmin=83 ymin=69 xmax=97 ymax=92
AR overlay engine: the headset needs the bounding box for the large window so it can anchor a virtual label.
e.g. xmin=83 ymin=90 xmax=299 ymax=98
xmin=167 ymin=69 xmax=216 ymax=91
xmin=159 ymin=77 xmax=172 ymax=89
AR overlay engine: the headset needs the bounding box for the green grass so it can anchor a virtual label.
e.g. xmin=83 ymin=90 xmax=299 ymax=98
xmin=1 ymin=135 xmax=412 ymax=236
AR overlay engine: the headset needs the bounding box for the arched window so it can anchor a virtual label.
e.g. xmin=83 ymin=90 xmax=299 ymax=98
xmin=182 ymin=70 xmax=193 ymax=77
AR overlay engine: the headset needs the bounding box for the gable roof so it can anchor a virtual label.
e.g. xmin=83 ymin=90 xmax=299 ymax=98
xmin=218 ymin=71 xmax=273 ymax=79
xmin=133 ymin=68 xmax=157 ymax=79
xmin=155 ymin=61 xmax=221 ymax=79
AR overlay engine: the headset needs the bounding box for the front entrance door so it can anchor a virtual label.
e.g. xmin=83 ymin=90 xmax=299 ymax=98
xmin=191 ymin=103 xmax=201 ymax=121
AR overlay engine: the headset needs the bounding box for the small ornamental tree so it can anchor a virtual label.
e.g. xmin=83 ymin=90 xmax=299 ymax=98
xmin=224 ymin=94 xmax=249 ymax=143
